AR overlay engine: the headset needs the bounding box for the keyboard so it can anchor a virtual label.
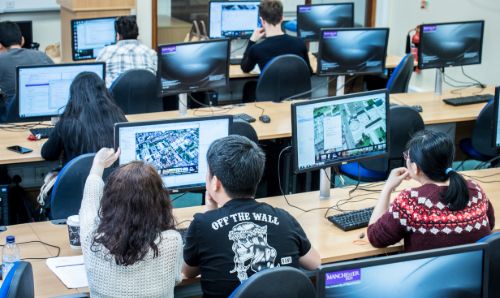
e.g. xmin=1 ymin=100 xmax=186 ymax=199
xmin=327 ymin=207 xmax=374 ymax=231
xmin=234 ymin=113 xmax=256 ymax=123
xmin=442 ymin=94 xmax=493 ymax=106
xmin=230 ymin=57 xmax=242 ymax=65
xmin=30 ymin=127 xmax=54 ymax=139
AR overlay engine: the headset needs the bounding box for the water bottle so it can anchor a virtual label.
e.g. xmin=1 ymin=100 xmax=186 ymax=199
xmin=2 ymin=235 xmax=20 ymax=279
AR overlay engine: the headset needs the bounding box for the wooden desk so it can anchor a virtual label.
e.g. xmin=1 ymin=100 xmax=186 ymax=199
xmin=3 ymin=168 xmax=497 ymax=296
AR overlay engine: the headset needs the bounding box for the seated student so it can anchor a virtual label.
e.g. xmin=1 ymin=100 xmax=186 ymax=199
xmin=97 ymin=16 xmax=157 ymax=88
xmin=0 ymin=21 xmax=53 ymax=121
xmin=41 ymin=72 xmax=127 ymax=166
xmin=368 ymin=130 xmax=495 ymax=252
xmin=183 ymin=135 xmax=321 ymax=298
xmin=80 ymin=148 xmax=183 ymax=297
xmin=240 ymin=0 xmax=312 ymax=73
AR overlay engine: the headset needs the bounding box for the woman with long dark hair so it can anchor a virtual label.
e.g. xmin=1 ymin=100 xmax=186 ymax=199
xmin=41 ymin=72 xmax=127 ymax=165
xmin=80 ymin=148 xmax=182 ymax=297
xmin=368 ymin=130 xmax=495 ymax=252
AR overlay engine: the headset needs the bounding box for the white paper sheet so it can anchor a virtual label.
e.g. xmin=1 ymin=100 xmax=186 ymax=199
xmin=46 ymin=255 xmax=88 ymax=288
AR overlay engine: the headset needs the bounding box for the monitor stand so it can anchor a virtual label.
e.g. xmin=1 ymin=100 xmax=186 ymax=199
xmin=434 ymin=68 xmax=444 ymax=95
xmin=178 ymin=93 xmax=188 ymax=116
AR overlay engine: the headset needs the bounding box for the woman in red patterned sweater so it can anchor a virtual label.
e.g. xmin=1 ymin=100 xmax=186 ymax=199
xmin=367 ymin=130 xmax=495 ymax=252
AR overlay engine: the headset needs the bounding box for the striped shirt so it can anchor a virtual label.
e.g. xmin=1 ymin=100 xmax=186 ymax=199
xmin=97 ymin=39 xmax=157 ymax=88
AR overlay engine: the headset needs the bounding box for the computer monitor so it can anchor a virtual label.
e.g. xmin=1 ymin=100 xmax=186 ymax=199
xmin=71 ymin=17 xmax=117 ymax=61
xmin=115 ymin=116 xmax=232 ymax=190
xmin=157 ymin=39 xmax=230 ymax=96
xmin=418 ymin=20 xmax=484 ymax=70
xmin=316 ymin=243 xmax=489 ymax=298
xmin=209 ymin=1 xmax=260 ymax=39
xmin=297 ymin=3 xmax=354 ymax=40
xmin=14 ymin=21 xmax=33 ymax=49
xmin=317 ymin=28 xmax=389 ymax=76
xmin=493 ymin=86 xmax=500 ymax=149
xmin=17 ymin=63 xmax=105 ymax=119
xmin=292 ymin=90 xmax=389 ymax=173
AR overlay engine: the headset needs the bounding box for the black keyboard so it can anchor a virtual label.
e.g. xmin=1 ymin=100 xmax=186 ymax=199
xmin=30 ymin=127 xmax=54 ymax=139
xmin=230 ymin=57 xmax=242 ymax=65
xmin=178 ymin=228 xmax=188 ymax=244
xmin=442 ymin=94 xmax=493 ymax=106
xmin=328 ymin=207 xmax=374 ymax=231
xmin=234 ymin=113 xmax=256 ymax=123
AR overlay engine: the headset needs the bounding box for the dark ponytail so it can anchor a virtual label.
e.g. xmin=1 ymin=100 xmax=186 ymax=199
xmin=407 ymin=130 xmax=469 ymax=211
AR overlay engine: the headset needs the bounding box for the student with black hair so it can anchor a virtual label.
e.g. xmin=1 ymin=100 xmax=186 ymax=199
xmin=96 ymin=16 xmax=157 ymax=88
xmin=0 ymin=21 xmax=53 ymax=121
xmin=367 ymin=130 xmax=495 ymax=252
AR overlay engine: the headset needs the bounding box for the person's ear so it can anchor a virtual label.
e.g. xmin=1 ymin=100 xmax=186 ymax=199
xmin=0 ymin=43 xmax=6 ymax=52
xmin=21 ymin=36 xmax=25 ymax=47
xmin=212 ymin=175 xmax=222 ymax=192
xmin=116 ymin=33 xmax=121 ymax=41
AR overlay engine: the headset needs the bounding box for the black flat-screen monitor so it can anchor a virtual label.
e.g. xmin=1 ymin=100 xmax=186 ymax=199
xmin=115 ymin=116 xmax=232 ymax=190
xmin=493 ymin=86 xmax=500 ymax=149
xmin=292 ymin=90 xmax=389 ymax=173
xmin=318 ymin=28 xmax=389 ymax=76
xmin=14 ymin=21 xmax=33 ymax=49
xmin=71 ymin=17 xmax=117 ymax=61
xmin=209 ymin=1 xmax=261 ymax=39
xmin=297 ymin=3 xmax=354 ymax=40
xmin=316 ymin=243 xmax=489 ymax=298
xmin=17 ymin=63 xmax=105 ymax=119
xmin=418 ymin=20 xmax=484 ymax=70
xmin=157 ymin=39 xmax=230 ymax=96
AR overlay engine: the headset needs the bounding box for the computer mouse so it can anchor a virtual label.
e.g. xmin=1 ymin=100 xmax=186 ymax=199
xmin=411 ymin=105 xmax=423 ymax=113
xmin=259 ymin=115 xmax=271 ymax=123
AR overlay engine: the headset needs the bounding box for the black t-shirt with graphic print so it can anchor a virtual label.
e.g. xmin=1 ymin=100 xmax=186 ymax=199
xmin=183 ymin=198 xmax=312 ymax=298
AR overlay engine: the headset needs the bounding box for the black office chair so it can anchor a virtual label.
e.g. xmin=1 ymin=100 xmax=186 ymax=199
xmin=341 ymin=105 xmax=425 ymax=181
xmin=229 ymin=267 xmax=315 ymax=298
xmin=109 ymin=69 xmax=162 ymax=114
xmin=256 ymin=54 xmax=311 ymax=102
xmin=478 ymin=232 xmax=500 ymax=298
xmin=386 ymin=54 xmax=415 ymax=94
xmin=0 ymin=261 xmax=34 ymax=298
xmin=459 ymin=100 xmax=497 ymax=162
xmin=230 ymin=119 xmax=258 ymax=144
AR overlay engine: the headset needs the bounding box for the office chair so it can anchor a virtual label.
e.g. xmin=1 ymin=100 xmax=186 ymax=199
xmin=340 ymin=105 xmax=425 ymax=182
xmin=386 ymin=54 xmax=415 ymax=94
xmin=229 ymin=267 xmax=315 ymax=298
xmin=0 ymin=261 xmax=34 ymax=298
xmin=256 ymin=54 xmax=311 ymax=102
xmin=459 ymin=100 xmax=497 ymax=163
xmin=478 ymin=232 xmax=500 ymax=298
xmin=109 ymin=69 xmax=162 ymax=114
xmin=230 ymin=119 xmax=258 ymax=144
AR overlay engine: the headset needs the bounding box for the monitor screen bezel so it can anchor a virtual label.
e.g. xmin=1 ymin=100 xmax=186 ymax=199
xmin=492 ymin=86 xmax=500 ymax=149
xmin=70 ymin=16 xmax=118 ymax=61
xmin=316 ymin=242 xmax=489 ymax=298
xmin=417 ymin=20 xmax=485 ymax=70
xmin=16 ymin=62 xmax=106 ymax=119
xmin=296 ymin=2 xmax=355 ymax=41
xmin=113 ymin=115 xmax=233 ymax=191
xmin=157 ymin=39 xmax=230 ymax=96
xmin=317 ymin=27 xmax=389 ymax=76
xmin=291 ymin=89 xmax=390 ymax=174
xmin=208 ymin=0 xmax=261 ymax=39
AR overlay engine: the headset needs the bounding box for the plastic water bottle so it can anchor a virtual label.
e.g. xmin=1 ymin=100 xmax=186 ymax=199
xmin=2 ymin=235 xmax=20 ymax=279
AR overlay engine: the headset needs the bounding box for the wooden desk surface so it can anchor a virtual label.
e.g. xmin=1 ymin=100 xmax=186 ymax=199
xmin=392 ymin=86 xmax=494 ymax=125
xmin=3 ymin=168 xmax=496 ymax=296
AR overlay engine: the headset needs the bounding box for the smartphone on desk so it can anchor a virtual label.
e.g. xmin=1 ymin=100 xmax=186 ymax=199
xmin=7 ymin=145 xmax=33 ymax=154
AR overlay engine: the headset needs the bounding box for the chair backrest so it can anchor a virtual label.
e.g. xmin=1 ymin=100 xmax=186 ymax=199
xmin=361 ymin=105 xmax=425 ymax=173
xmin=109 ymin=69 xmax=162 ymax=115
xmin=0 ymin=261 xmax=34 ymax=298
xmin=50 ymin=153 xmax=95 ymax=220
xmin=478 ymin=232 xmax=500 ymax=298
xmin=256 ymin=54 xmax=311 ymax=102
xmin=229 ymin=267 xmax=315 ymax=298
xmin=386 ymin=54 xmax=414 ymax=94
xmin=230 ymin=119 xmax=258 ymax=144
xmin=471 ymin=100 xmax=497 ymax=157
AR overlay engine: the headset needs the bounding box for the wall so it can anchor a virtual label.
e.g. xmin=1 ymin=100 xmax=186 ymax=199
xmin=385 ymin=0 xmax=500 ymax=91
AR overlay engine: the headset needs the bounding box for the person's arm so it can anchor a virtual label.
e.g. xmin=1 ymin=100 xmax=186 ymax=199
xmin=241 ymin=28 xmax=265 ymax=73
xmin=299 ymin=247 xmax=321 ymax=270
xmin=182 ymin=215 xmax=202 ymax=278
xmin=487 ymin=198 xmax=495 ymax=230
xmin=182 ymin=263 xmax=200 ymax=279
xmin=41 ymin=124 xmax=64 ymax=161
xmin=302 ymin=44 xmax=313 ymax=75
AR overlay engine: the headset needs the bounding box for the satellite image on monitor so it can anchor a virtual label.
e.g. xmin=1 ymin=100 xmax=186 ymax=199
xmin=135 ymin=128 xmax=199 ymax=176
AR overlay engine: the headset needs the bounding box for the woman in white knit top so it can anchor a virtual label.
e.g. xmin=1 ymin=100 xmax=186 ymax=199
xmin=79 ymin=148 xmax=183 ymax=298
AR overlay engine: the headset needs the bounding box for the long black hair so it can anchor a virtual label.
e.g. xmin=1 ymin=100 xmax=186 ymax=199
xmin=407 ymin=130 xmax=469 ymax=211
xmin=59 ymin=72 xmax=126 ymax=155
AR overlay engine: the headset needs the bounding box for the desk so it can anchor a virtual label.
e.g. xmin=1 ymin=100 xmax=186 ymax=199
xmin=4 ymin=168 xmax=497 ymax=296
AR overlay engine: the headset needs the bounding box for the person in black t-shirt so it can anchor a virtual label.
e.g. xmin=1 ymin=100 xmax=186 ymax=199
xmin=183 ymin=135 xmax=321 ymax=298
xmin=240 ymin=0 xmax=312 ymax=73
